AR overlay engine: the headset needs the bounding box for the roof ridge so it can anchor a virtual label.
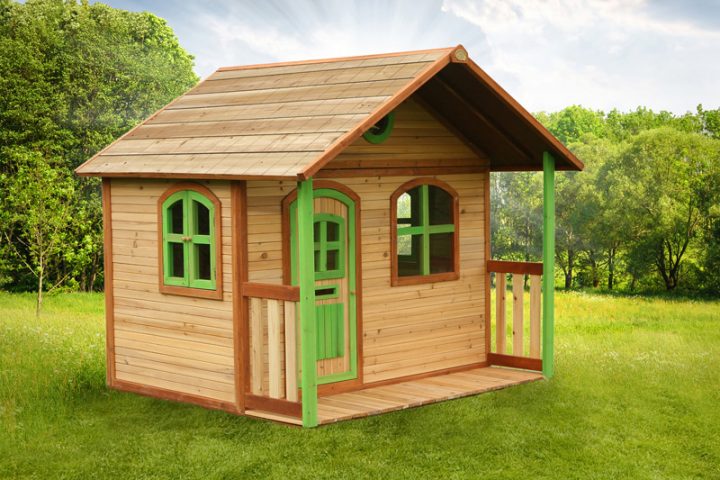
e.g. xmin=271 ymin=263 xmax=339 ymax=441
xmin=215 ymin=46 xmax=457 ymax=73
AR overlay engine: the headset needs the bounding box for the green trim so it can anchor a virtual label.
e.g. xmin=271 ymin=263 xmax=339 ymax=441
xmin=316 ymin=303 xmax=344 ymax=360
xmin=362 ymin=112 xmax=395 ymax=144
xmin=297 ymin=179 xmax=318 ymax=428
xmin=161 ymin=190 xmax=216 ymax=290
xmin=290 ymin=187 xmax=358 ymax=391
xmin=312 ymin=213 xmax=345 ymax=281
xmin=542 ymin=152 xmax=556 ymax=379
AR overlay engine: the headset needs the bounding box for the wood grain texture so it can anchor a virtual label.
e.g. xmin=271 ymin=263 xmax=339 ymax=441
xmin=109 ymin=179 xmax=235 ymax=403
xmin=316 ymin=366 xmax=542 ymax=425
xmin=529 ymin=274 xmax=542 ymax=359
xmin=512 ymin=273 xmax=524 ymax=356
xmin=76 ymin=50 xmax=452 ymax=179
xmin=102 ymin=179 xmax=116 ymax=386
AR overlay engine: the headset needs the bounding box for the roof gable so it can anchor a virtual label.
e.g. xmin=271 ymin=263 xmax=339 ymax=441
xmin=76 ymin=46 xmax=582 ymax=180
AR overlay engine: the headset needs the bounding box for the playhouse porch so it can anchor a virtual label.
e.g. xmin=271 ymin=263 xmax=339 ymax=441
xmin=245 ymin=366 xmax=542 ymax=425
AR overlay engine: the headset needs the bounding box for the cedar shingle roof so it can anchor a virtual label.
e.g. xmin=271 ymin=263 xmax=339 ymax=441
xmin=76 ymin=46 xmax=583 ymax=179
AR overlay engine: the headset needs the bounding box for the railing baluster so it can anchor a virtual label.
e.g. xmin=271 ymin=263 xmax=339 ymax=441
xmin=250 ymin=297 xmax=263 ymax=395
xmin=267 ymin=299 xmax=282 ymax=399
xmin=529 ymin=275 xmax=541 ymax=358
xmin=496 ymin=273 xmax=506 ymax=354
xmin=512 ymin=273 xmax=524 ymax=356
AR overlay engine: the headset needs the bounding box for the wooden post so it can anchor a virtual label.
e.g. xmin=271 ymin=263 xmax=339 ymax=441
xmin=542 ymin=152 xmax=555 ymax=378
xmin=297 ymin=178 xmax=318 ymax=427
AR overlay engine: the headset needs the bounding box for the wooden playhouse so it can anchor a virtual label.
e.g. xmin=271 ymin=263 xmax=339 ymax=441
xmin=76 ymin=46 xmax=583 ymax=427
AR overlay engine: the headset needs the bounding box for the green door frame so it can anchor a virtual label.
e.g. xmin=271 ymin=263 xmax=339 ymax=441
xmin=542 ymin=152 xmax=556 ymax=379
xmin=294 ymin=179 xmax=359 ymax=427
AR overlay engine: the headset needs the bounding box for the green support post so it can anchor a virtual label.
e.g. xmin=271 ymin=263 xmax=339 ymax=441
xmin=542 ymin=152 xmax=556 ymax=378
xmin=297 ymin=178 xmax=318 ymax=427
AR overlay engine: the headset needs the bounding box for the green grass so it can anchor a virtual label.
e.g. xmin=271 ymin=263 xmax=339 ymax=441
xmin=1 ymin=291 xmax=719 ymax=479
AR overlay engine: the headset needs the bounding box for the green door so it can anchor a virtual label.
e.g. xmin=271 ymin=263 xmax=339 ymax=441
xmin=290 ymin=188 xmax=358 ymax=385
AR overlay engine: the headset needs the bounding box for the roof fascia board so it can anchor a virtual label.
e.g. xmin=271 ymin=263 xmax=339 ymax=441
xmin=299 ymin=46 xmax=462 ymax=180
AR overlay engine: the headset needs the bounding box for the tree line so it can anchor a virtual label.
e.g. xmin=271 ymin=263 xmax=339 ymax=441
xmin=0 ymin=0 xmax=197 ymax=313
xmin=492 ymin=106 xmax=720 ymax=294
xmin=1 ymin=1 xmax=718 ymax=311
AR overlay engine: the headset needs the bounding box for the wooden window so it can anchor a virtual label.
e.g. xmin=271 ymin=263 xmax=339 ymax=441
xmin=158 ymin=184 xmax=223 ymax=300
xmin=390 ymin=178 xmax=460 ymax=286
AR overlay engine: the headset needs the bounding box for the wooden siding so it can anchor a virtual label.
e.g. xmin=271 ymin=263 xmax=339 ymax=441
xmin=76 ymin=50 xmax=452 ymax=179
xmin=244 ymin=97 xmax=488 ymax=385
xmin=321 ymin=98 xmax=488 ymax=174
xmin=245 ymin=172 xmax=487 ymax=385
xmin=110 ymin=179 xmax=235 ymax=403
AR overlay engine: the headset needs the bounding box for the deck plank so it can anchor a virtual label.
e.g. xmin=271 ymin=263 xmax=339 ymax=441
xmin=317 ymin=366 xmax=543 ymax=424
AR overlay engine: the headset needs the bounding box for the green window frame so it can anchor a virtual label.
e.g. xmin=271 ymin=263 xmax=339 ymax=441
xmin=161 ymin=189 xmax=218 ymax=292
xmin=313 ymin=213 xmax=345 ymax=281
xmin=391 ymin=179 xmax=459 ymax=286
xmin=362 ymin=112 xmax=395 ymax=144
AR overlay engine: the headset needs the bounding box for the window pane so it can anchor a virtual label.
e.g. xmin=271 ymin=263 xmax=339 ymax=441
xmin=196 ymin=244 xmax=211 ymax=280
xmin=398 ymin=234 xmax=423 ymax=277
xmin=397 ymin=187 xmax=421 ymax=227
xmin=326 ymin=221 xmax=339 ymax=242
xmin=429 ymin=233 xmax=454 ymax=273
xmin=195 ymin=201 xmax=210 ymax=235
xmin=397 ymin=233 xmax=413 ymax=256
xmin=397 ymin=192 xmax=411 ymax=220
xmin=428 ymin=186 xmax=453 ymax=225
xmin=314 ymin=250 xmax=321 ymax=271
xmin=170 ymin=242 xmax=184 ymax=277
xmin=326 ymin=249 xmax=339 ymax=271
xmin=169 ymin=200 xmax=183 ymax=234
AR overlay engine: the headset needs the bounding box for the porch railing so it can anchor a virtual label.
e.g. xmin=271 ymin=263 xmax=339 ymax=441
xmin=487 ymin=260 xmax=543 ymax=371
xmin=241 ymin=282 xmax=302 ymax=417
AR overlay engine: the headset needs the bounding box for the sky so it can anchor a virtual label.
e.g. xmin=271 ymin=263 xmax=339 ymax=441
xmin=94 ymin=0 xmax=720 ymax=115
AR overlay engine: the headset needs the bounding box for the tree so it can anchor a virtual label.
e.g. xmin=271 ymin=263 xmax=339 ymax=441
xmin=1 ymin=150 xmax=74 ymax=315
xmin=607 ymin=128 xmax=720 ymax=290
xmin=0 ymin=0 xmax=197 ymax=291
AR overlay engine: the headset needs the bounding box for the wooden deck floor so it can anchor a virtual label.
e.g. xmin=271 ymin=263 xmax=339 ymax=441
xmin=245 ymin=367 xmax=542 ymax=426
xmin=316 ymin=366 xmax=543 ymax=424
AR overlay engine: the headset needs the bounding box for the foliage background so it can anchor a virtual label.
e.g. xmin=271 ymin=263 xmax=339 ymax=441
xmin=0 ymin=0 xmax=718 ymax=298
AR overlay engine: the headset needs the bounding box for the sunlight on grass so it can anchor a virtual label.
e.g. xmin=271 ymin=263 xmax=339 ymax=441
xmin=1 ymin=291 xmax=718 ymax=479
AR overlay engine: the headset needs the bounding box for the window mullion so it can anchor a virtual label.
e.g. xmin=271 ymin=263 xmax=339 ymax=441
xmin=319 ymin=220 xmax=327 ymax=273
xmin=182 ymin=192 xmax=191 ymax=286
xmin=427 ymin=224 xmax=455 ymax=234
xmin=420 ymin=185 xmax=430 ymax=276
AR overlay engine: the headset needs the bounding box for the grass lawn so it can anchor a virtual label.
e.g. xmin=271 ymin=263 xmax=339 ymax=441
xmin=1 ymin=291 xmax=719 ymax=479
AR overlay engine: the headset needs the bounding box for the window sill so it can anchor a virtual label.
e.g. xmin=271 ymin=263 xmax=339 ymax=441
xmin=159 ymin=284 xmax=224 ymax=300
xmin=391 ymin=271 xmax=459 ymax=287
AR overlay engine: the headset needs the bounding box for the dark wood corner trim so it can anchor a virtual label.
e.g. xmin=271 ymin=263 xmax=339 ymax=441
xmin=484 ymin=171 xmax=492 ymax=359
xmin=389 ymin=177 xmax=460 ymax=287
xmin=156 ymin=182 xmax=224 ymax=301
xmin=487 ymin=260 xmax=543 ymax=276
xmin=102 ymin=178 xmax=116 ymax=386
xmin=231 ymin=181 xmax=248 ymax=413
xmin=487 ymin=353 xmax=542 ymax=372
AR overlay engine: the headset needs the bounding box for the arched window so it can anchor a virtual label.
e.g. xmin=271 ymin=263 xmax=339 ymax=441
xmin=158 ymin=184 xmax=222 ymax=299
xmin=390 ymin=178 xmax=459 ymax=286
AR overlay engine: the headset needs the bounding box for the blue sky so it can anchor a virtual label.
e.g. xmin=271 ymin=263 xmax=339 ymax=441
xmin=96 ymin=0 xmax=720 ymax=114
